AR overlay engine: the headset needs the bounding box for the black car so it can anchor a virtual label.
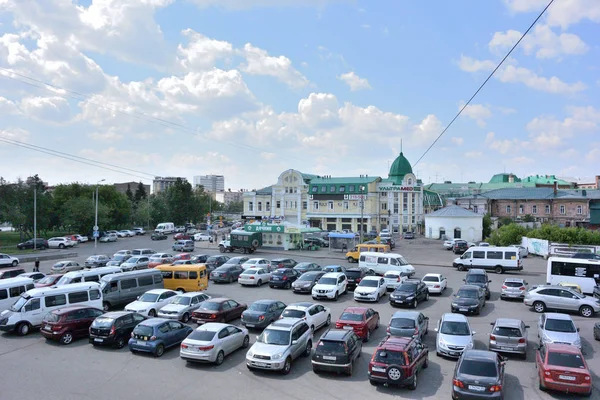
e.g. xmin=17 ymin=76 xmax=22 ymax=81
xmin=210 ymin=265 xmax=244 ymax=283
xmin=464 ymin=269 xmax=491 ymax=300
xmin=292 ymin=271 xmax=326 ymax=293
xmin=17 ymin=238 xmax=48 ymax=250
xmin=572 ymin=252 xmax=600 ymax=260
xmin=451 ymin=285 xmax=486 ymax=315
xmin=304 ymin=237 xmax=329 ymax=248
xmin=293 ymin=262 xmax=321 ymax=274
xmin=191 ymin=254 xmax=210 ymax=263
xmin=151 ymin=233 xmax=168 ymax=241
xmin=346 ymin=268 xmax=368 ymax=291
xmin=271 ymin=258 xmax=297 ymax=269
xmin=389 ymin=280 xmax=429 ymax=308
xmin=89 ymin=311 xmax=146 ymax=348
xmin=311 ymin=329 xmax=362 ymax=376
xmin=453 ymin=240 xmax=469 ymax=254
xmin=380 ymin=237 xmax=395 ymax=249
xmin=452 ymin=350 xmax=506 ymax=399
xmin=206 ymin=255 xmax=230 ymax=271
xmin=269 ymin=268 xmax=299 ymax=289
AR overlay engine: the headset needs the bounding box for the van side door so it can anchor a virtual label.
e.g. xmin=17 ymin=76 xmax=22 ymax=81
xmin=120 ymin=278 xmax=139 ymax=303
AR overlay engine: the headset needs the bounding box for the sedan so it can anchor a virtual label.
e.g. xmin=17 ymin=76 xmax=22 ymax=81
xmin=536 ymin=343 xmax=592 ymax=396
xmin=84 ymin=255 xmax=110 ymax=268
xmin=210 ymin=265 xmax=244 ymax=283
xmin=118 ymin=230 xmax=135 ymax=237
xmin=99 ymin=234 xmax=118 ymax=243
xmin=191 ymin=298 xmax=247 ymax=325
xmin=173 ymin=233 xmax=192 ymax=240
xmin=181 ymin=323 xmax=250 ymax=365
xmin=389 ymin=280 xmax=429 ymax=308
xmin=157 ymin=292 xmax=211 ymax=323
xmin=323 ymin=265 xmax=346 ymax=273
xmin=125 ymin=289 xmax=178 ymax=317
xmin=206 ymin=255 xmax=230 ymax=271
xmin=113 ymin=250 xmax=132 ymax=257
xmin=387 ymin=311 xmax=428 ymax=340
xmin=421 ymin=273 xmax=447 ymax=294
xmin=241 ymin=258 xmax=271 ymax=270
xmin=238 ymin=268 xmax=271 ymax=286
xmin=111 ymin=254 xmax=132 ymax=266
xmin=335 ymin=306 xmax=379 ymax=342
xmin=292 ymin=271 xmax=325 ymax=294
xmin=270 ymin=258 xmax=297 ymax=269
xmin=221 ymin=257 xmax=250 ymax=268
xmin=488 ymin=318 xmax=529 ymax=359
xmin=353 ymin=276 xmax=387 ymax=302
xmin=191 ymin=254 xmax=210 ymax=264
xmin=34 ymin=274 xmax=63 ymax=288
xmin=129 ymin=318 xmax=193 ymax=358
xmin=50 ymin=260 xmax=82 ymax=273
xmin=241 ymin=300 xmax=287 ymax=329
xmin=269 ymin=268 xmax=299 ymax=289
xmin=452 ymin=350 xmax=506 ymax=399
xmin=293 ymin=262 xmax=321 ymax=274
xmin=18 ymin=272 xmax=46 ymax=283
xmin=151 ymin=233 xmax=168 ymax=241
xmin=193 ymin=233 xmax=211 ymax=242
xmin=383 ymin=270 xmax=407 ymax=291
xmin=451 ymin=285 xmax=486 ymax=315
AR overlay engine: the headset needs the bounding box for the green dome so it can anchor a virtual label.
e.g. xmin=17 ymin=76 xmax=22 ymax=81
xmin=389 ymin=152 xmax=413 ymax=181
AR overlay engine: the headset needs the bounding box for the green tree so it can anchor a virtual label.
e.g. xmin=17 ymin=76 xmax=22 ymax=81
xmin=134 ymin=182 xmax=147 ymax=203
xmin=487 ymin=223 xmax=528 ymax=246
xmin=224 ymin=201 xmax=243 ymax=213
xmin=125 ymin=184 xmax=134 ymax=202
xmin=482 ymin=213 xmax=492 ymax=239
xmin=522 ymin=214 xmax=535 ymax=223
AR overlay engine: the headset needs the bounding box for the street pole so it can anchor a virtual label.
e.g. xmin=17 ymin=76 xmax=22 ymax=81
xmin=147 ymin=194 xmax=150 ymax=230
xmin=33 ymin=186 xmax=37 ymax=251
xmin=359 ymin=185 xmax=365 ymax=244
xmin=94 ymin=179 xmax=105 ymax=251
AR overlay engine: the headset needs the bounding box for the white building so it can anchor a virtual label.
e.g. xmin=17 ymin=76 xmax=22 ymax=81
xmin=153 ymin=177 xmax=187 ymax=193
xmin=193 ymin=175 xmax=225 ymax=192
xmin=215 ymin=191 xmax=243 ymax=205
xmin=424 ymin=205 xmax=483 ymax=242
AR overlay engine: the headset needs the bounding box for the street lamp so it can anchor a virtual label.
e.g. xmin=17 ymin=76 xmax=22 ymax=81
xmin=94 ymin=179 xmax=105 ymax=251
xmin=359 ymin=185 xmax=366 ymax=244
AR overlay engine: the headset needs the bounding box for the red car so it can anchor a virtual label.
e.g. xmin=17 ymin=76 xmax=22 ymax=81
xmin=174 ymin=233 xmax=192 ymax=240
xmin=536 ymin=343 xmax=592 ymax=396
xmin=34 ymin=274 xmax=64 ymax=288
xmin=368 ymin=336 xmax=428 ymax=389
xmin=191 ymin=298 xmax=247 ymax=324
xmin=335 ymin=307 xmax=380 ymax=342
xmin=173 ymin=253 xmax=191 ymax=261
xmin=40 ymin=305 xmax=104 ymax=345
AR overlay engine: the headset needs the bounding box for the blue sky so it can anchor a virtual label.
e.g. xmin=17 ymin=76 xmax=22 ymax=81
xmin=0 ymin=0 xmax=598 ymax=190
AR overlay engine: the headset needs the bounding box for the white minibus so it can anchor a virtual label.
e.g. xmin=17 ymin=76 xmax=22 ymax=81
xmin=453 ymin=246 xmax=523 ymax=274
xmin=55 ymin=266 xmax=121 ymax=286
xmin=0 ymin=277 xmax=35 ymax=312
xmin=546 ymin=256 xmax=600 ymax=295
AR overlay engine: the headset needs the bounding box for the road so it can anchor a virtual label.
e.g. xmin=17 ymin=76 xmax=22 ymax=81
xmin=1 ymin=235 xmax=598 ymax=400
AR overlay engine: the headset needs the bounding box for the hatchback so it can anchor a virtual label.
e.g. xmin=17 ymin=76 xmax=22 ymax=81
xmin=537 ymin=313 xmax=581 ymax=350
xmin=291 ymin=271 xmax=325 ymax=293
xmin=157 ymin=292 xmax=211 ymax=322
xmin=435 ymin=313 xmax=475 ymax=358
xmin=335 ymin=307 xmax=380 ymax=342
xmin=536 ymin=343 xmax=592 ymax=396
xmin=191 ymin=298 xmax=247 ymax=325
xmin=453 ymin=241 xmax=469 ymax=254
xmin=421 ymin=273 xmax=447 ymax=294
xmin=85 ymin=255 xmax=111 ymax=268
xmin=488 ymin=318 xmax=529 ymax=359
xmin=451 ymin=285 xmax=486 ymax=315
xmin=368 ymin=336 xmax=428 ymax=389
xmin=40 ymin=306 xmax=104 ymax=345
xmin=500 ymin=278 xmax=528 ymax=300
xmin=345 ymin=267 xmax=368 ymax=291
xmin=311 ymin=329 xmax=362 ymax=376
xmin=181 ymin=323 xmax=250 ymax=365
xmin=269 ymin=268 xmax=298 ymax=289
xmin=128 ymin=318 xmax=193 ymax=357
xmin=89 ymin=311 xmax=146 ymax=348
xmin=383 ymin=270 xmax=407 ymax=291
xmin=524 ymin=285 xmax=600 ymax=317
xmin=389 ymin=280 xmax=429 ymax=308
xmin=452 ymin=350 xmax=506 ymax=399
xmin=18 ymin=272 xmax=46 ymax=283
xmin=387 ymin=311 xmax=429 ymax=340
xmin=241 ymin=300 xmax=287 ymax=329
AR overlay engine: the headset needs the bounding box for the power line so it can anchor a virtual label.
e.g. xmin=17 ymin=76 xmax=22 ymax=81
xmin=413 ymin=0 xmax=555 ymax=167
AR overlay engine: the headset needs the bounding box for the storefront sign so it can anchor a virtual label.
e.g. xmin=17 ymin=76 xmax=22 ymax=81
xmin=377 ymin=185 xmax=417 ymax=192
xmin=344 ymin=194 xmax=366 ymax=200
xmin=245 ymin=224 xmax=284 ymax=233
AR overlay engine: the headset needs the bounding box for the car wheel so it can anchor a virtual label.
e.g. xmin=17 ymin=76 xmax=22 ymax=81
xmin=347 ymin=257 xmax=354 ymax=263
xmin=325 ymin=315 xmax=331 ymax=326
xmin=215 ymin=350 xmax=225 ymax=365
xmin=413 ymin=298 xmax=418 ymax=308
xmin=334 ymin=291 xmax=338 ymax=301
xmin=229 ymin=276 xmax=233 ymax=283
xmin=364 ymin=329 xmax=370 ymax=342
xmin=408 ymin=371 xmax=418 ymax=390
xmin=116 ymin=337 xmax=126 ymax=349
xmin=533 ymin=301 xmax=546 ymax=313
xmin=346 ymin=360 xmax=353 ymax=376
xmin=387 ymin=365 xmax=403 ymax=382
xmin=59 ymin=244 xmax=65 ymax=249
xmin=281 ymin=357 xmax=292 ymax=375
xmin=304 ymin=340 xmax=312 ymax=357
xmin=60 ymin=332 xmax=74 ymax=345
xmin=154 ymin=344 xmax=165 ymax=357
xmin=343 ymin=286 xmax=348 ymax=295
xmin=257 ymin=280 xmax=262 ymax=286
xmin=369 ymin=379 xmax=379 ymax=386
xmin=242 ymin=335 xmax=250 ymax=349
xmin=495 ymin=266 xmax=503 ymax=274
xmin=457 ymin=264 xmax=465 ymax=271
xmin=423 ymin=357 xmax=429 ymax=369
xmin=425 ymin=292 xmax=429 ymax=301
xmin=103 ymin=302 xmax=110 ymax=312
xmin=182 ymin=313 xmax=190 ymax=323
xmin=538 ymin=379 xmax=545 ymax=391
xmin=16 ymin=322 xmax=30 ymax=336
xmin=285 ymin=281 xmax=291 ymax=289
xmin=11 ymin=260 xmax=18 ymax=267
xmin=580 ymin=305 xmax=594 ymax=318
xmin=148 ymin=309 xmax=156 ymax=317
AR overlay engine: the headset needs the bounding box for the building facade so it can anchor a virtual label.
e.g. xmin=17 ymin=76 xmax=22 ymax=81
xmin=193 ymin=175 xmax=225 ymax=192
xmin=152 ymin=177 xmax=187 ymax=193
xmin=215 ymin=191 xmax=243 ymax=205
xmin=425 ymin=205 xmax=483 ymax=241
xmin=114 ymin=181 xmax=151 ymax=196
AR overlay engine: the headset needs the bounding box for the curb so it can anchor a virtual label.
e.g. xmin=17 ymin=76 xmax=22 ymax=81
xmin=7 ymin=252 xmax=78 ymax=264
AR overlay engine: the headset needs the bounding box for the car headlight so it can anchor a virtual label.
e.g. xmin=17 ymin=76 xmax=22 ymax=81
xmin=406 ymin=296 xmax=414 ymax=300
xmin=451 ymin=303 xmax=458 ymax=307
xmin=438 ymin=337 xmax=446 ymax=348
xmin=466 ymin=342 xmax=474 ymax=349
xmin=247 ymin=350 xmax=254 ymax=357
xmin=272 ymin=353 xmax=283 ymax=360
xmin=542 ymin=334 xmax=551 ymax=343
xmin=574 ymin=338 xmax=581 ymax=347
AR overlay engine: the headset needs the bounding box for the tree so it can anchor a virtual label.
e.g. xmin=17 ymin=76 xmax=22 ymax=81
xmin=134 ymin=182 xmax=147 ymax=203
xmin=482 ymin=213 xmax=492 ymax=239
xmin=487 ymin=223 xmax=528 ymax=246
xmin=224 ymin=201 xmax=243 ymax=213
xmin=125 ymin=184 xmax=134 ymax=202
xmin=522 ymin=214 xmax=535 ymax=223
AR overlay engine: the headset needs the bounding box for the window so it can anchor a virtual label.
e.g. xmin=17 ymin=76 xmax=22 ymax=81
xmin=506 ymin=205 xmax=511 ymax=214
xmin=161 ymin=271 xmax=173 ymax=279
xmin=0 ymin=289 xmax=6 ymax=300
xmin=69 ymin=291 xmax=89 ymax=304
xmin=154 ymin=274 xmax=163 ymax=284
xmin=330 ymin=185 xmax=336 ymax=192
xmin=266 ymin=202 xmax=270 ymax=211
xmin=381 ymin=203 xmax=387 ymax=210
xmin=89 ymin=289 xmax=101 ymax=300
xmin=276 ymin=201 xmax=281 ymax=209
xmin=258 ymin=202 xmax=262 ymax=211
xmin=320 ymin=186 xmax=326 ymax=193
xmin=248 ymin=202 xmax=254 ymax=212
xmin=343 ymin=201 xmax=349 ymax=210
xmin=158 ymin=324 xmax=170 ymax=333
xmin=577 ymin=205 xmax=582 ymax=215
xmin=504 ymin=251 xmax=517 ymax=260
xmin=174 ymin=271 xmax=188 ymax=279
xmin=403 ymin=216 xmax=408 ymax=223
xmin=121 ymin=279 xmax=137 ymax=290
xmin=84 ymin=275 xmax=100 ymax=283
xmin=473 ymin=205 xmax=478 ymax=213
xmin=313 ymin=201 xmax=319 ymax=210
xmin=189 ymin=271 xmax=198 ymax=279
xmin=138 ymin=275 xmax=154 ymax=287
xmin=45 ymin=294 xmax=66 ymax=307
xmin=532 ymin=205 xmax=538 ymax=214
xmin=24 ymin=298 xmax=40 ymax=311
xmin=393 ymin=203 xmax=399 ymax=213
xmin=9 ymin=286 xmax=24 ymax=297
xmin=285 ymin=201 xmax=289 ymax=209
xmin=519 ymin=205 xmax=524 ymax=214
xmin=545 ymin=205 xmax=550 ymax=214
xmin=302 ymin=201 xmax=307 ymax=210
xmin=560 ymin=205 xmax=565 ymax=215
xmin=348 ymin=185 xmax=355 ymax=192
xmin=339 ymin=186 xmax=345 ymax=192
xmin=311 ymin=186 xmax=317 ymax=193
xmin=328 ymin=201 xmax=334 ymax=210
xmin=473 ymin=251 xmax=485 ymax=259
xmin=487 ymin=251 xmax=503 ymax=260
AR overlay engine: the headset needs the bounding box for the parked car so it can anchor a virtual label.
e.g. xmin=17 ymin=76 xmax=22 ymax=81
xmin=335 ymin=306 xmax=380 ymax=342
xmin=242 ymin=258 xmax=271 ymax=270
xmin=270 ymin=258 xmax=297 ymax=269
xmin=280 ymin=302 xmax=331 ymax=333
xmin=403 ymin=232 xmax=414 ymax=239
xmin=536 ymin=343 xmax=592 ymax=396
xmin=444 ymin=239 xmax=462 ymax=250
xmin=206 ymin=255 xmax=230 ymax=271
xmin=304 ymin=237 xmax=329 ymax=248
xmin=157 ymin=292 xmax=211 ymax=323
xmin=292 ymin=271 xmax=325 ymax=294
xmin=354 ymin=276 xmax=387 ymax=302
xmin=181 ymin=323 xmax=249 ymax=364
xmin=383 ymin=270 xmax=407 ymax=291
xmin=464 ymin=268 xmax=491 ymax=300
xmin=389 ymin=280 xmax=429 ymax=308
xmin=0 ymin=253 xmax=19 ymax=267
xmin=346 ymin=267 xmax=368 ymax=291
xmin=128 ymin=318 xmax=193 ymax=357
xmin=380 ymin=237 xmax=395 ymax=250
xmin=191 ymin=254 xmax=210 ymax=264
xmin=151 ymin=232 xmax=167 ymax=241
xmin=34 ymin=274 xmax=64 ymax=288
xmin=500 ymin=278 xmax=529 ymax=300
xmin=40 ymin=305 xmax=104 ymax=345
xmin=132 ymin=227 xmax=146 ymax=235
xmin=524 ymin=285 xmax=600 ymax=317
xmin=323 ymin=265 xmax=346 ymax=273
xmin=293 ymin=262 xmax=321 ymax=274
xmin=246 ymin=318 xmax=312 ymax=374
xmin=18 ymin=272 xmax=46 ymax=283
xmin=387 ymin=311 xmax=429 ymax=340
xmin=368 ymin=335 xmax=428 ymax=389
xmin=269 ymin=268 xmax=299 ymax=289
xmin=311 ymin=328 xmax=362 ymax=376
xmin=211 ymin=264 xmax=244 ymax=283
xmin=537 ymin=313 xmax=581 ymax=350
xmin=173 ymin=233 xmax=192 ymax=241
xmin=99 ymin=233 xmax=118 ymax=243
xmin=50 ymin=260 xmax=82 ymax=273
xmin=118 ymin=230 xmax=134 ymax=238
xmin=451 ymin=285 xmax=486 ymax=315
xmin=48 ymin=237 xmax=75 ymax=249
xmin=435 ymin=313 xmax=475 ymax=358
xmin=509 ymin=244 xmax=528 ymax=258
xmin=172 ymin=240 xmax=194 ymax=252
xmin=241 ymin=299 xmax=287 ymax=329
xmin=131 ymin=248 xmax=155 ymax=256
xmin=84 ymin=255 xmax=110 ymax=268
xmin=16 ymin=238 xmax=48 ymax=250
xmin=488 ymin=318 xmax=529 ymax=359
xmin=193 ymin=233 xmax=211 ymax=242
xmin=312 ymin=272 xmax=348 ymax=301
xmin=148 ymin=253 xmax=174 ymax=268
xmin=124 ymin=289 xmax=178 ymax=317
xmin=421 ymin=273 xmax=447 ymax=294
xmin=191 ymin=298 xmax=247 ymax=324
xmin=238 ymin=267 xmax=272 ymax=286
xmin=557 ymin=281 xmax=583 ymax=294
xmin=452 ymin=350 xmax=506 ymax=399
xmin=120 ymin=256 xmax=150 ymax=272
xmin=453 ymin=240 xmax=469 ymax=254
xmin=89 ymin=311 xmax=146 ymax=348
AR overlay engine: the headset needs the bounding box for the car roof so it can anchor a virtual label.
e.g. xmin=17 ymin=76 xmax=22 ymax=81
xmin=269 ymin=318 xmax=303 ymax=330
xmin=252 ymin=299 xmax=279 ymax=305
xmin=459 ymin=284 xmax=482 ymax=291
xmin=545 ymin=343 xmax=584 ymax=354
xmin=361 ymin=276 xmax=381 ymax=281
xmin=441 ymin=313 xmax=468 ymax=322
xmin=544 ymin=313 xmax=573 ymax=320
xmin=140 ymin=318 xmax=171 ymax=326
xmin=493 ymin=318 xmax=522 ymax=328
xmin=391 ymin=311 xmax=420 ymax=319
xmin=145 ymin=289 xmax=175 ymax=295
xmin=322 ymin=272 xmax=344 ymax=278
xmin=320 ymin=329 xmax=352 ymax=341
xmin=503 ymin=278 xmax=525 ymax=282
xmin=378 ymin=336 xmax=413 ymax=351
xmin=288 ymin=302 xmax=314 ymax=309
xmin=177 ymin=292 xmax=206 ymax=298
xmin=346 ymin=267 xmax=363 ymax=272
xmin=102 ymin=311 xmax=139 ymax=318
xmin=342 ymin=306 xmax=368 ymax=313
xmin=423 ymin=273 xmax=442 ymax=277
xmin=51 ymin=305 xmax=100 ymax=315
xmin=467 ymin=269 xmax=487 ymax=274
xmin=205 ymin=297 xmax=231 ymax=303
xmin=462 ymin=349 xmax=498 ymax=361
xmin=195 ymin=322 xmax=231 ymax=332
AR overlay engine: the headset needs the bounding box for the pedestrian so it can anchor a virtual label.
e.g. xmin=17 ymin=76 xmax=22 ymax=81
xmin=34 ymin=258 xmax=40 ymax=272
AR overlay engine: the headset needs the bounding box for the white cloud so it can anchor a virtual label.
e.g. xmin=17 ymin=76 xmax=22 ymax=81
xmin=526 ymin=106 xmax=600 ymax=149
xmin=465 ymin=151 xmax=483 ymax=158
xmin=504 ymin=0 xmax=600 ymax=29
xmin=0 ymin=128 xmax=30 ymax=143
xmin=239 ymin=43 xmax=309 ymax=88
xmin=88 ymin=128 xmax=124 ymax=142
xmin=0 ymin=96 xmax=19 ymax=115
xmin=460 ymin=102 xmax=493 ymax=127
xmin=338 ymin=71 xmax=372 ymax=91
xmin=177 ymin=29 xmax=233 ymax=71
xmin=489 ymin=24 xmax=588 ymax=59
xmin=485 ymin=131 xmax=525 ymax=154
xmin=457 ymin=56 xmax=495 ymax=73
xmin=361 ymin=24 xmax=371 ymax=29
xmin=585 ymin=147 xmax=600 ymax=163
xmin=189 ymin=0 xmax=348 ymax=9
xmin=504 ymin=156 xmax=534 ymax=165
xmin=451 ymin=137 xmax=464 ymax=145
xmin=19 ymin=96 xmax=71 ymax=123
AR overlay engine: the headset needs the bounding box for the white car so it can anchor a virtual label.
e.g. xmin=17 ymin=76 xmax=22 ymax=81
xmin=74 ymin=234 xmax=88 ymax=243
xmin=443 ymin=239 xmax=462 ymax=250
xmin=312 ymin=272 xmax=348 ymax=301
xmin=47 ymin=237 xmax=74 ymax=249
xmin=113 ymin=250 xmax=132 ymax=257
xmin=280 ymin=302 xmax=331 ymax=332
xmin=158 ymin=292 xmax=211 ymax=322
xmin=118 ymin=230 xmax=135 ymax=237
xmin=509 ymin=244 xmax=529 ymax=258
xmin=181 ymin=323 xmax=249 ymax=365
xmin=354 ymin=276 xmax=387 ymax=302
xmin=99 ymin=233 xmax=118 ymax=243
xmin=193 ymin=233 xmax=211 ymax=242
xmin=421 ymin=273 xmax=447 ymax=294
xmin=241 ymin=258 xmax=271 ymax=270
xmin=0 ymin=253 xmax=19 ymax=267
xmin=435 ymin=313 xmax=475 ymax=358
xmin=238 ymin=268 xmax=271 ymax=286
xmin=125 ymin=289 xmax=178 ymax=317
xmin=383 ymin=270 xmax=407 ymax=290
xmin=538 ymin=313 xmax=581 ymax=350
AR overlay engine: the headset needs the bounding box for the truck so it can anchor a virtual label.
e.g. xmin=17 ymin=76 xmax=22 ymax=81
xmin=219 ymin=230 xmax=262 ymax=254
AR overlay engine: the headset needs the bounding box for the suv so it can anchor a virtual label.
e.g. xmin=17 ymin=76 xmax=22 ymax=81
xmin=17 ymin=238 xmax=48 ymax=250
xmin=368 ymin=335 xmax=429 ymax=389
xmin=311 ymin=329 xmax=362 ymax=376
xmin=312 ymin=272 xmax=348 ymax=301
xmin=172 ymin=240 xmax=194 ymax=252
xmin=89 ymin=311 xmax=147 ymax=348
xmin=40 ymin=306 xmax=105 ymax=345
xmin=453 ymin=240 xmax=469 ymax=254
xmin=464 ymin=269 xmax=491 ymax=300
xmin=346 ymin=268 xmax=368 ymax=291
xmin=524 ymin=285 xmax=600 ymax=317
xmin=48 ymin=237 xmax=75 ymax=249
xmin=246 ymin=318 xmax=312 ymax=375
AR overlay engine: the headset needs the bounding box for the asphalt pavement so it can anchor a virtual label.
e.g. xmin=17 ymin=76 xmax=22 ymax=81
xmin=1 ymin=234 xmax=598 ymax=400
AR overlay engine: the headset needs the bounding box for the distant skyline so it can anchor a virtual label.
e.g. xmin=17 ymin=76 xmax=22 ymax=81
xmin=0 ymin=0 xmax=598 ymax=189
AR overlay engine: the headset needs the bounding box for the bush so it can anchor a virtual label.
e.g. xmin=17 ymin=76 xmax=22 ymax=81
xmin=487 ymin=224 xmax=528 ymax=246
xmin=487 ymin=223 xmax=600 ymax=246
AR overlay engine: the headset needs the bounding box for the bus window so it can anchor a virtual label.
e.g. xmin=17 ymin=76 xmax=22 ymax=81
xmin=161 ymin=271 xmax=173 ymax=279
xmin=189 ymin=271 xmax=198 ymax=279
xmin=174 ymin=271 xmax=188 ymax=279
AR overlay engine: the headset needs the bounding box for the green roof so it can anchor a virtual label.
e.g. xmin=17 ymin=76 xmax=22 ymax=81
xmin=309 ymin=176 xmax=379 ymax=184
xmin=309 ymin=176 xmax=379 ymax=195
xmin=388 ymin=152 xmax=413 ymax=184
xmin=521 ymin=175 xmax=573 ymax=185
xmin=423 ymin=189 xmax=443 ymax=207
xmin=489 ymin=173 xmax=521 ymax=184
xmin=255 ymin=185 xmax=273 ymax=195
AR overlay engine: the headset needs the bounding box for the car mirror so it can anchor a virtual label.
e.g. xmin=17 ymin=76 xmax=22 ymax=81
xmin=291 ymin=340 xmax=298 ymax=345
xmin=462 ymin=279 xmax=466 ymax=282
xmin=490 ymin=322 xmax=494 ymax=326
xmin=424 ymin=316 xmax=429 ymax=320
xmin=471 ymin=331 xmax=476 ymax=335
xmin=136 ymin=296 xmax=140 ymax=300
xmin=525 ymin=325 xmax=530 ymax=329
xmin=488 ymin=280 xmax=492 ymax=283
xmin=577 ymin=327 xmax=580 ymax=332
xmin=434 ymin=328 xmax=438 ymax=332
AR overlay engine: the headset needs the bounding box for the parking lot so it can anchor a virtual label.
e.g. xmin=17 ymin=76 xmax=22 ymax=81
xmin=1 ymin=235 xmax=599 ymax=400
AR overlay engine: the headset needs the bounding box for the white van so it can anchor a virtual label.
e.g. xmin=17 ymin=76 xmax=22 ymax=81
xmin=0 ymin=282 xmax=102 ymax=335
xmin=358 ymin=252 xmax=415 ymax=277
xmin=55 ymin=266 xmax=121 ymax=286
xmin=155 ymin=222 xmax=175 ymax=234
xmin=452 ymin=246 xmax=523 ymax=274
xmin=0 ymin=277 xmax=35 ymax=312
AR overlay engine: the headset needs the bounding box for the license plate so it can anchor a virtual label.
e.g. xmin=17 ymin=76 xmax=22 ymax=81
xmin=559 ymin=375 xmax=576 ymax=381
xmin=323 ymin=356 xmax=336 ymax=361
xmin=44 ymin=324 xmax=51 ymax=331
xmin=137 ymin=341 xmax=148 ymax=346
xmin=273 ymin=278 xmax=280 ymax=281
xmin=246 ymin=324 xmax=255 ymax=328
xmin=459 ymin=308 xmax=468 ymax=312
xmin=449 ymin=351 xmax=458 ymax=356
xmin=342 ymin=326 xmax=354 ymax=330
xmin=94 ymin=338 xmax=103 ymax=343
xmin=372 ymin=367 xmax=386 ymax=373
xmin=468 ymin=385 xmax=485 ymax=391
xmin=254 ymin=362 xmax=267 ymax=367
xmin=500 ymin=346 xmax=513 ymax=350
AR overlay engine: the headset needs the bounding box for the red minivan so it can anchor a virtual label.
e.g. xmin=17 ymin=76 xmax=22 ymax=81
xmin=40 ymin=306 xmax=104 ymax=345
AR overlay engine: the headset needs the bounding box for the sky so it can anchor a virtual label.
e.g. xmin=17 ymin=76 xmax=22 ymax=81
xmin=0 ymin=0 xmax=598 ymax=191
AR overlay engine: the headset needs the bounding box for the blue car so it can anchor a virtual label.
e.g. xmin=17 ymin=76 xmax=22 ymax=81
xmin=128 ymin=318 xmax=193 ymax=357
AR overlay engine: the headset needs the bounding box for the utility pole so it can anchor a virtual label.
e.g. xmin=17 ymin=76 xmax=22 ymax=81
xmin=33 ymin=186 xmax=37 ymax=251
xmin=359 ymin=185 xmax=365 ymax=244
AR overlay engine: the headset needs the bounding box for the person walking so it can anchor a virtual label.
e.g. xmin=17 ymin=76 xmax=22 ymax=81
xmin=34 ymin=258 xmax=40 ymax=272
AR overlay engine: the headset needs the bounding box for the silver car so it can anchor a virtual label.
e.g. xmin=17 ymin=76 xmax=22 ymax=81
xmin=50 ymin=260 xmax=82 ymax=273
xmin=509 ymin=245 xmax=528 ymax=258
xmin=537 ymin=312 xmax=582 ymax=350
xmin=120 ymin=256 xmax=150 ymax=272
xmin=435 ymin=313 xmax=475 ymax=358
xmin=387 ymin=311 xmax=429 ymax=339
xmin=158 ymin=292 xmax=211 ymax=322
xmin=500 ymin=278 xmax=529 ymax=300
xmin=488 ymin=318 xmax=529 ymax=358
xmin=524 ymin=285 xmax=600 ymax=317
xmin=181 ymin=323 xmax=249 ymax=365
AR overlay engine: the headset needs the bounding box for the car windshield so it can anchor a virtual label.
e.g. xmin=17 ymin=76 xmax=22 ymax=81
xmin=456 ymin=290 xmax=478 ymax=299
xmin=171 ymin=296 xmax=191 ymax=306
xmin=318 ymin=278 xmax=337 ymax=285
xmin=258 ymin=329 xmax=290 ymax=345
xmin=138 ymin=293 xmax=160 ymax=302
xmin=547 ymin=352 xmax=586 ymax=369
xmin=317 ymin=340 xmax=345 ymax=354
xmin=92 ymin=317 xmax=115 ymax=328
xmin=440 ymin=321 xmax=471 ymax=335
xmin=422 ymin=276 xmax=439 ymax=282
xmin=345 ymin=270 xmax=362 ymax=278
xmin=295 ymin=263 xmax=310 ymax=268
xmin=493 ymin=327 xmax=523 ymax=337
xmin=504 ymin=281 xmax=523 ymax=287
xmin=466 ymin=275 xmax=487 ymax=284
xmin=245 ymin=260 xmax=258 ymax=265
xmin=358 ymin=280 xmax=378 ymax=287
xmin=397 ymin=283 xmax=416 ymax=292
xmin=37 ymin=276 xmax=58 ymax=285
xmin=281 ymin=309 xmax=304 ymax=319
xmin=9 ymin=296 xmax=28 ymax=312
xmin=459 ymin=360 xmax=498 ymax=377
xmin=324 ymin=267 xmax=339 ymax=272
xmin=374 ymin=350 xmax=405 ymax=365
xmin=54 ymin=262 xmax=66 ymax=268
xmin=128 ymin=258 xmax=141 ymax=263
xmin=199 ymin=302 xmax=221 ymax=311
xmin=133 ymin=325 xmax=154 ymax=336
xmin=207 ymin=257 xmax=218 ymax=263
xmin=298 ymin=274 xmax=316 ymax=281
xmin=188 ymin=330 xmax=216 ymax=341
xmin=249 ymin=303 xmax=269 ymax=312
xmin=390 ymin=318 xmax=416 ymax=329
xmin=340 ymin=312 xmax=363 ymax=321
xmin=545 ymin=319 xmax=576 ymax=333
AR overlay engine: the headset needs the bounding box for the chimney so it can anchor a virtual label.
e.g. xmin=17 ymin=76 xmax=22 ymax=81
xmin=553 ymin=180 xmax=558 ymax=196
